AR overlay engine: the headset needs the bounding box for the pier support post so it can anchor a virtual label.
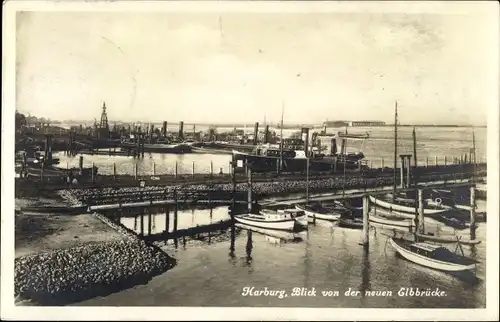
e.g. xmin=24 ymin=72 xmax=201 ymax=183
xmin=247 ymin=162 xmax=253 ymax=213
xmin=418 ymin=189 xmax=425 ymax=234
xmin=210 ymin=161 xmax=213 ymax=178
xmin=444 ymin=156 xmax=447 ymax=166
xmin=40 ymin=161 xmax=44 ymax=184
xmin=79 ymin=156 xmax=84 ymax=175
xmin=91 ymin=161 xmax=95 ymax=183
xmin=113 ymin=162 xmax=116 ymax=180
xmin=192 ymin=161 xmax=195 ymax=179
xmin=435 ymin=156 xmax=438 ymax=167
xmin=140 ymin=212 xmax=144 ymax=237
xmin=174 ymin=190 xmax=178 ymax=235
xmin=362 ymin=195 xmax=369 ymax=248
xmin=400 ymin=156 xmax=405 ymax=188
xmin=381 ymin=157 xmax=384 ymax=171
xmin=153 ymin=162 xmax=156 ymax=176
xmin=470 ymin=185 xmax=476 ymax=240
xmin=134 ymin=163 xmax=138 ymax=180
xmin=165 ymin=207 xmax=170 ymax=235
xmin=426 ymin=157 xmax=428 ymax=167
xmin=147 ymin=208 xmax=152 ymax=236
xmin=175 ymin=161 xmax=178 ymax=178
xmin=406 ymin=156 xmax=411 ymax=188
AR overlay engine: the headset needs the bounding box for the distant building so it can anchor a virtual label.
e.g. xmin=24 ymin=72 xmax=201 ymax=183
xmin=323 ymin=121 xmax=349 ymax=128
xmin=348 ymin=121 xmax=386 ymax=127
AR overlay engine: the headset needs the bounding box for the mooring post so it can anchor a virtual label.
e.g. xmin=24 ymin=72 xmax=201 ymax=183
xmin=175 ymin=161 xmax=178 ymax=178
xmin=165 ymin=207 xmax=170 ymax=235
xmin=174 ymin=190 xmax=178 ymax=234
xmin=40 ymin=161 xmax=44 ymax=184
xmin=406 ymin=156 xmax=411 ymax=188
xmin=113 ymin=162 xmax=116 ymax=180
xmin=362 ymin=194 xmax=369 ymax=248
xmin=400 ymin=156 xmax=405 ymax=188
xmin=147 ymin=208 xmax=152 ymax=236
xmin=381 ymin=157 xmax=384 ymax=170
xmin=425 ymin=157 xmax=428 ymax=167
xmin=134 ymin=163 xmax=138 ymax=180
xmin=418 ymin=188 xmax=425 ymax=233
xmin=140 ymin=212 xmax=144 ymax=237
xmin=152 ymin=162 xmax=156 ymax=176
xmin=79 ymin=156 xmax=84 ymax=175
xmin=470 ymin=185 xmax=476 ymax=240
xmin=210 ymin=160 xmax=213 ymax=178
xmin=247 ymin=165 xmax=253 ymax=213
xmin=435 ymin=156 xmax=438 ymax=167
xmin=192 ymin=161 xmax=195 ymax=179
xmin=444 ymin=156 xmax=447 ymax=166
xmin=91 ymin=161 xmax=95 ymax=183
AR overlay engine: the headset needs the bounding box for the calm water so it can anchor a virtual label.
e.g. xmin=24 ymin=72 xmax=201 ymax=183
xmin=76 ymin=200 xmax=486 ymax=308
xmin=54 ymin=126 xmax=486 ymax=176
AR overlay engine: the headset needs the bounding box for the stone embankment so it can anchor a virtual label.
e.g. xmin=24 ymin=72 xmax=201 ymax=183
xmin=14 ymin=212 xmax=176 ymax=305
xmin=60 ymin=170 xmax=481 ymax=204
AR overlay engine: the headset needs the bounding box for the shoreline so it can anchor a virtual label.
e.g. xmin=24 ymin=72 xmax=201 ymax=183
xmin=14 ymin=194 xmax=177 ymax=306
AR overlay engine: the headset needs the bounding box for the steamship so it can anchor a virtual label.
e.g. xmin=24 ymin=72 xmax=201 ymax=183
xmin=232 ymin=134 xmax=365 ymax=173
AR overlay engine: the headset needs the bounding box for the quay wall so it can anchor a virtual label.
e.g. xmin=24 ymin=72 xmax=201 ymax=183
xmin=14 ymin=212 xmax=176 ymax=305
xmin=58 ymin=168 xmax=486 ymax=206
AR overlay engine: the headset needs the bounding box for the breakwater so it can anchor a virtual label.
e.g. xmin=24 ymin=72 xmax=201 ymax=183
xmin=58 ymin=168 xmax=485 ymax=207
xmin=14 ymin=213 xmax=176 ymax=306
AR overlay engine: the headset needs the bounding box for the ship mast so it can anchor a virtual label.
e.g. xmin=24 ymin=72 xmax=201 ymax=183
xmin=393 ymin=101 xmax=398 ymax=198
xmin=280 ymin=101 xmax=284 ymax=170
xmin=412 ymin=127 xmax=420 ymax=236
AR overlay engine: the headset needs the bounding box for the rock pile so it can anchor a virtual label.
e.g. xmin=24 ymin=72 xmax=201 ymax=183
xmin=14 ymin=238 xmax=176 ymax=305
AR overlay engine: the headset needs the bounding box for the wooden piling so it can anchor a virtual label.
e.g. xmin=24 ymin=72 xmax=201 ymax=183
xmin=362 ymin=195 xmax=369 ymax=248
xmin=470 ymin=185 xmax=476 ymax=240
xmin=91 ymin=161 xmax=95 ymax=183
xmin=175 ymin=161 xmax=178 ymax=178
xmin=435 ymin=156 xmax=438 ymax=167
xmin=165 ymin=207 xmax=170 ymax=234
xmin=192 ymin=161 xmax=195 ymax=179
xmin=113 ymin=162 xmax=116 ymax=180
xmin=381 ymin=157 xmax=384 ymax=170
xmin=247 ymin=162 xmax=253 ymax=213
xmin=444 ymin=156 xmax=447 ymax=166
xmin=406 ymin=156 xmax=411 ymax=188
xmin=425 ymin=157 xmax=428 ymax=167
xmin=134 ymin=163 xmax=138 ymax=180
xmin=210 ymin=161 xmax=213 ymax=178
xmin=400 ymin=157 xmax=405 ymax=188
xmin=173 ymin=190 xmax=178 ymax=234
xmin=418 ymin=189 xmax=424 ymax=233
xmin=79 ymin=156 xmax=84 ymax=175
xmin=40 ymin=161 xmax=44 ymax=184
xmin=153 ymin=162 xmax=156 ymax=176
xmin=140 ymin=212 xmax=144 ymax=236
xmin=147 ymin=209 xmax=152 ymax=236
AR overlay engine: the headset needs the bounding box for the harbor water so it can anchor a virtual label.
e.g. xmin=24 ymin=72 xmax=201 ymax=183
xmin=53 ymin=126 xmax=487 ymax=176
xmin=75 ymin=200 xmax=486 ymax=308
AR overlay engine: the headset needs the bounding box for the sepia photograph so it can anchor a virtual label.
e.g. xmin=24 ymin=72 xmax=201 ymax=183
xmin=1 ymin=0 xmax=499 ymax=320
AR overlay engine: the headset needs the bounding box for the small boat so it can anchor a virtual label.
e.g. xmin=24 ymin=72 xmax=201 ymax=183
xmin=235 ymin=223 xmax=304 ymax=243
xmin=369 ymin=195 xmax=448 ymax=215
xmin=415 ymin=232 xmax=482 ymax=245
xmin=337 ymin=217 xmax=364 ymax=230
xmin=369 ymin=212 xmax=415 ymax=228
xmin=389 ymin=237 xmax=478 ymax=272
xmin=235 ymin=208 xmax=306 ymax=231
xmin=295 ymin=203 xmax=348 ymax=221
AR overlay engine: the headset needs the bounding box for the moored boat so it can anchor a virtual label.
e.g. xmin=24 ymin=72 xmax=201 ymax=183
xmin=234 ymin=223 xmax=304 ymax=243
xmin=389 ymin=237 xmax=478 ymax=272
xmin=235 ymin=208 xmax=307 ymax=231
xmin=294 ymin=203 xmax=348 ymax=222
xmin=415 ymin=232 xmax=482 ymax=245
xmin=369 ymin=194 xmax=448 ymax=215
xmin=337 ymin=217 xmax=364 ymax=230
xmin=369 ymin=211 xmax=415 ymax=228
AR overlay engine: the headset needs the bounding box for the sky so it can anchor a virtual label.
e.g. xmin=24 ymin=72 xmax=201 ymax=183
xmin=15 ymin=3 xmax=498 ymax=125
